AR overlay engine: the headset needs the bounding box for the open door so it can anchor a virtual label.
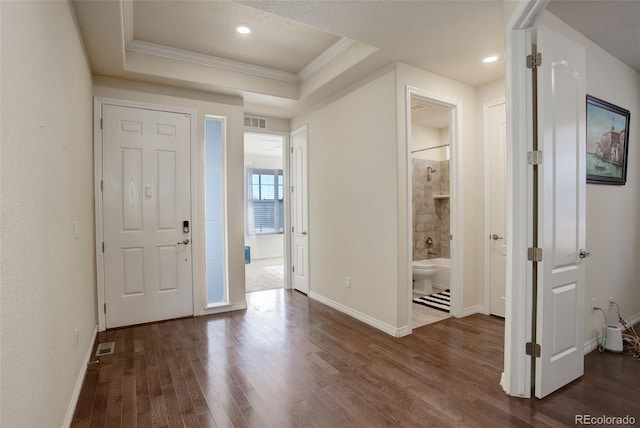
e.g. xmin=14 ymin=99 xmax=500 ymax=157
xmin=531 ymin=24 xmax=587 ymax=398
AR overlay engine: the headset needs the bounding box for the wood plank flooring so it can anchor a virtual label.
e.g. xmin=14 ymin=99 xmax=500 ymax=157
xmin=72 ymin=289 xmax=640 ymax=427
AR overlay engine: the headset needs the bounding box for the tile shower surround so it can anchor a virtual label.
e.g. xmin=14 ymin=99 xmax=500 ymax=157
xmin=412 ymin=158 xmax=450 ymax=261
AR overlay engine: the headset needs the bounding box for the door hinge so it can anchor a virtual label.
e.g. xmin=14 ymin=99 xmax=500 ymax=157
xmin=100 ymin=180 xmax=103 ymax=191
xmin=292 ymin=226 xmax=294 ymax=233
xmin=101 ymin=242 xmax=105 ymax=253
xmin=291 ymin=147 xmax=294 ymax=154
xmin=103 ymin=303 xmax=107 ymax=314
xmin=100 ymin=118 xmax=103 ymax=130
xmin=527 ymin=247 xmax=543 ymax=262
xmin=291 ymin=186 xmax=294 ymax=193
xmin=527 ymin=150 xmax=543 ymax=165
xmin=292 ymin=266 xmax=295 ymax=273
xmin=526 ymin=342 xmax=541 ymax=358
xmin=527 ymin=53 xmax=542 ymax=69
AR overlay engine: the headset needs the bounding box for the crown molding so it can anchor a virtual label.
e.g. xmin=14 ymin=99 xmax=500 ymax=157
xmin=121 ymin=0 xmax=354 ymax=84
xmin=297 ymin=37 xmax=356 ymax=81
xmin=126 ymin=40 xmax=300 ymax=83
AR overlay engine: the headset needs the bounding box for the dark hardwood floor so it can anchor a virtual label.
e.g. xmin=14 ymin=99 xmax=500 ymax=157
xmin=72 ymin=289 xmax=640 ymax=427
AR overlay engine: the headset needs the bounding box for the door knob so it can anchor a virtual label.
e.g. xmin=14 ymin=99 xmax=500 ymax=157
xmin=177 ymin=239 xmax=190 ymax=245
xmin=579 ymin=249 xmax=591 ymax=259
xmin=491 ymin=234 xmax=503 ymax=240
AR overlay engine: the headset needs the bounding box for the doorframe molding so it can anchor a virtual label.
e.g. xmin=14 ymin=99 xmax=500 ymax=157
xmin=482 ymin=98 xmax=506 ymax=316
xmin=404 ymin=86 xmax=463 ymax=331
xmin=503 ymin=0 xmax=549 ymax=397
xmin=93 ymin=97 xmax=198 ymax=331
xmin=243 ymin=127 xmax=292 ymax=290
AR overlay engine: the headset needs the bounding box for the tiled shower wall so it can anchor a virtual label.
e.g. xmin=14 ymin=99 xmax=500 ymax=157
xmin=412 ymin=158 xmax=450 ymax=261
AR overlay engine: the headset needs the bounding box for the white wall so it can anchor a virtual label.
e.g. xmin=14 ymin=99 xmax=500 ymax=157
xmin=93 ymin=76 xmax=247 ymax=314
xmin=396 ymin=63 xmax=483 ymax=323
xmin=542 ymin=12 xmax=640 ymax=343
xmin=292 ymin=67 xmax=400 ymax=330
xmin=1 ymin=2 xmax=96 ymax=426
xmin=411 ymin=124 xmax=448 ymax=161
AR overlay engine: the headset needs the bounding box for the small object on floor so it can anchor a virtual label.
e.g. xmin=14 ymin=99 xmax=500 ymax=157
xmin=413 ymin=289 xmax=450 ymax=313
xmin=95 ymin=341 xmax=115 ymax=356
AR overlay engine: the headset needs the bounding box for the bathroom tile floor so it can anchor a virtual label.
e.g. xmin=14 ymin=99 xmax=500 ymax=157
xmin=412 ymin=292 xmax=450 ymax=328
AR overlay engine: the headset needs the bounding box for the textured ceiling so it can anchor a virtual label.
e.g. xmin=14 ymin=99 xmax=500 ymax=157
xmin=547 ymin=0 xmax=640 ymax=74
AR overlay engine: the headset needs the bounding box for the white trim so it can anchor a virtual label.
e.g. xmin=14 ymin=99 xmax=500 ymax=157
xmin=504 ymin=0 xmax=547 ymax=398
xmin=309 ymin=292 xmax=407 ymax=338
xmin=462 ymin=305 xmax=484 ymax=317
xmin=298 ymin=38 xmax=356 ymax=81
xmin=127 ymin=40 xmax=299 ymax=84
xmin=94 ymin=97 xmax=198 ymax=331
xmin=201 ymin=301 xmax=247 ymax=316
xmin=64 ymin=324 xmax=98 ymax=428
xmin=405 ymin=87 xmax=463 ymax=331
xmin=243 ymin=129 xmax=292 ymax=290
xmin=483 ymin=98 xmax=507 ymax=317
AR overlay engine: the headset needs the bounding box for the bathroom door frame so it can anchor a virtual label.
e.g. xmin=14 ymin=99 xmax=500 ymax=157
xmin=405 ymin=87 xmax=463 ymax=330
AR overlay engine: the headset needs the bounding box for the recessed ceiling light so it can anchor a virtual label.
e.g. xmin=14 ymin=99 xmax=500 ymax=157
xmin=482 ymin=55 xmax=499 ymax=64
xmin=236 ymin=25 xmax=251 ymax=35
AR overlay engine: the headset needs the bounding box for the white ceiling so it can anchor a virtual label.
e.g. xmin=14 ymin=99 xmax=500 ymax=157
xmin=72 ymin=0 xmax=506 ymax=118
xmin=547 ymin=0 xmax=640 ymax=74
xmin=71 ymin=1 xmax=640 ymax=119
xmin=244 ymin=133 xmax=284 ymax=157
xmin=411 ymin=100 xmax=450 ymax=129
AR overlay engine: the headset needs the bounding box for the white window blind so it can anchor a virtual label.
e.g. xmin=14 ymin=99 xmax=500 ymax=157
xmin=247 ymin=168 xmax=284 ymax=235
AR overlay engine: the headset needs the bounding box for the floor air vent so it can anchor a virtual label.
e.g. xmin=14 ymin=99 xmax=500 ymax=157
xmin=95 ymin=342 xmax=115 ymax=356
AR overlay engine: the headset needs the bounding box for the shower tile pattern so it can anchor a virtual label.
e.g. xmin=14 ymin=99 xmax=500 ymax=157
xmin=412 ymin=159 xmax=450 ymax=261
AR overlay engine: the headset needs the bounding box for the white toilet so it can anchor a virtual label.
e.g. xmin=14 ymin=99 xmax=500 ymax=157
xmin=412 ymin=260 xmax=436 ymax=295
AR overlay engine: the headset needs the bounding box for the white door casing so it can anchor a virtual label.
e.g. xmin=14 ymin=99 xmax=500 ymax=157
xmin=487 ymin=101 xmax=507 ymax=318
xmin=102 ymin=104 xmax=193 ymax=328
xmin=533 ymin=24 xmax=586 ymax=398
xmin=290 ymin=126 xmax=309 ymax=294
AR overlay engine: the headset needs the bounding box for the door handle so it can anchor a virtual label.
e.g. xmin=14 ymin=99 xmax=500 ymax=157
xmin=177 ymin=239 xmax=190 ymax=245
xmin=579 ymin=249 xmax=591 ymax=259
xmin=491 ymin=234 xmax=503 ymax=240
xmin=301 ymin=231 xmax=308 ymax=235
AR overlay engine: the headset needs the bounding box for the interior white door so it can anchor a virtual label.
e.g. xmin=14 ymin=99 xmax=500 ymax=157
xmin=290 ymin=126 xmax=309 ymax=294
xmin=102 ymin=104 xmax=193 ymax=328
xmin=533 ymin=24 xmax=586 ymax=398
xmin=488 ymin=102 xmax=507 ymax=318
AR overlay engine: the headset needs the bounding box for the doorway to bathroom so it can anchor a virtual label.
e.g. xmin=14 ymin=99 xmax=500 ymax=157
xmin=408 ymin=93 xmax=457 ymax=329
xmin=244 ymin=131 xmax=287 ymax=294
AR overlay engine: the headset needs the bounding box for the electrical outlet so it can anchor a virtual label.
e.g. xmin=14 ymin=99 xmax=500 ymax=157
xmin=591 ymin=298 xmax=597 ymax=311
xmin=345 ymin=276 xmax=351 ymax=288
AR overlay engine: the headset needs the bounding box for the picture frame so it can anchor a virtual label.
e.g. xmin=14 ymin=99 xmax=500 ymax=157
xmin=586 ymin=95 xmax=630 ymax=185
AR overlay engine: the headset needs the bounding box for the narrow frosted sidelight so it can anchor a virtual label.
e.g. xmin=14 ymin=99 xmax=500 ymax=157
xmin=205 ymin=118 xmax=226 ymax=305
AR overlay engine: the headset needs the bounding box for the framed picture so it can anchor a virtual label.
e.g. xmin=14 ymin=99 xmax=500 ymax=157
xmin=586 ymin=95 xmax=630 ymax=185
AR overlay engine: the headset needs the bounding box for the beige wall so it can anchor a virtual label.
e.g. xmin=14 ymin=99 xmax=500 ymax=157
xmin=93 ymin=76 xmax=248 ymax=313
xmin=1 ymin=2 xmax=96 ymax=426
xmin=292 ymin=68 xmax=400 ymax=329
xmin=542 ymin=12 xmax=640 ymax=342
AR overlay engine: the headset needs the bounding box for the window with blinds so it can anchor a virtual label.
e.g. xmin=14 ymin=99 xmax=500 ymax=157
xmin=247 ymin=168 xmax=284 ymax=235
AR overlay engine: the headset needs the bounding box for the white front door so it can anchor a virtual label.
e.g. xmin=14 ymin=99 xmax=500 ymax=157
xmin=488 ymin=102 xmax=507 ymax=318
xmin=102 ymin=104 xmax=193 ymax=328
xmin=533 ymin=24 xmax=586 ymax=398
xmin=290 ymin=126 xmax=309 ymax=294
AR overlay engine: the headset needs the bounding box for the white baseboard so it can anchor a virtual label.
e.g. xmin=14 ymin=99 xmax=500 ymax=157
xmin=584 ymin=311 xmax=640 ymax=355
xmin=64 ymin=324 xmax=98 ymax=428
xmin=461 ymin=305 xmax=483 ymax=317
xmin=201 ymin=301 xmax=247 ymax=316
xmin=309 ymin=292 xmax=404 ymax=337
